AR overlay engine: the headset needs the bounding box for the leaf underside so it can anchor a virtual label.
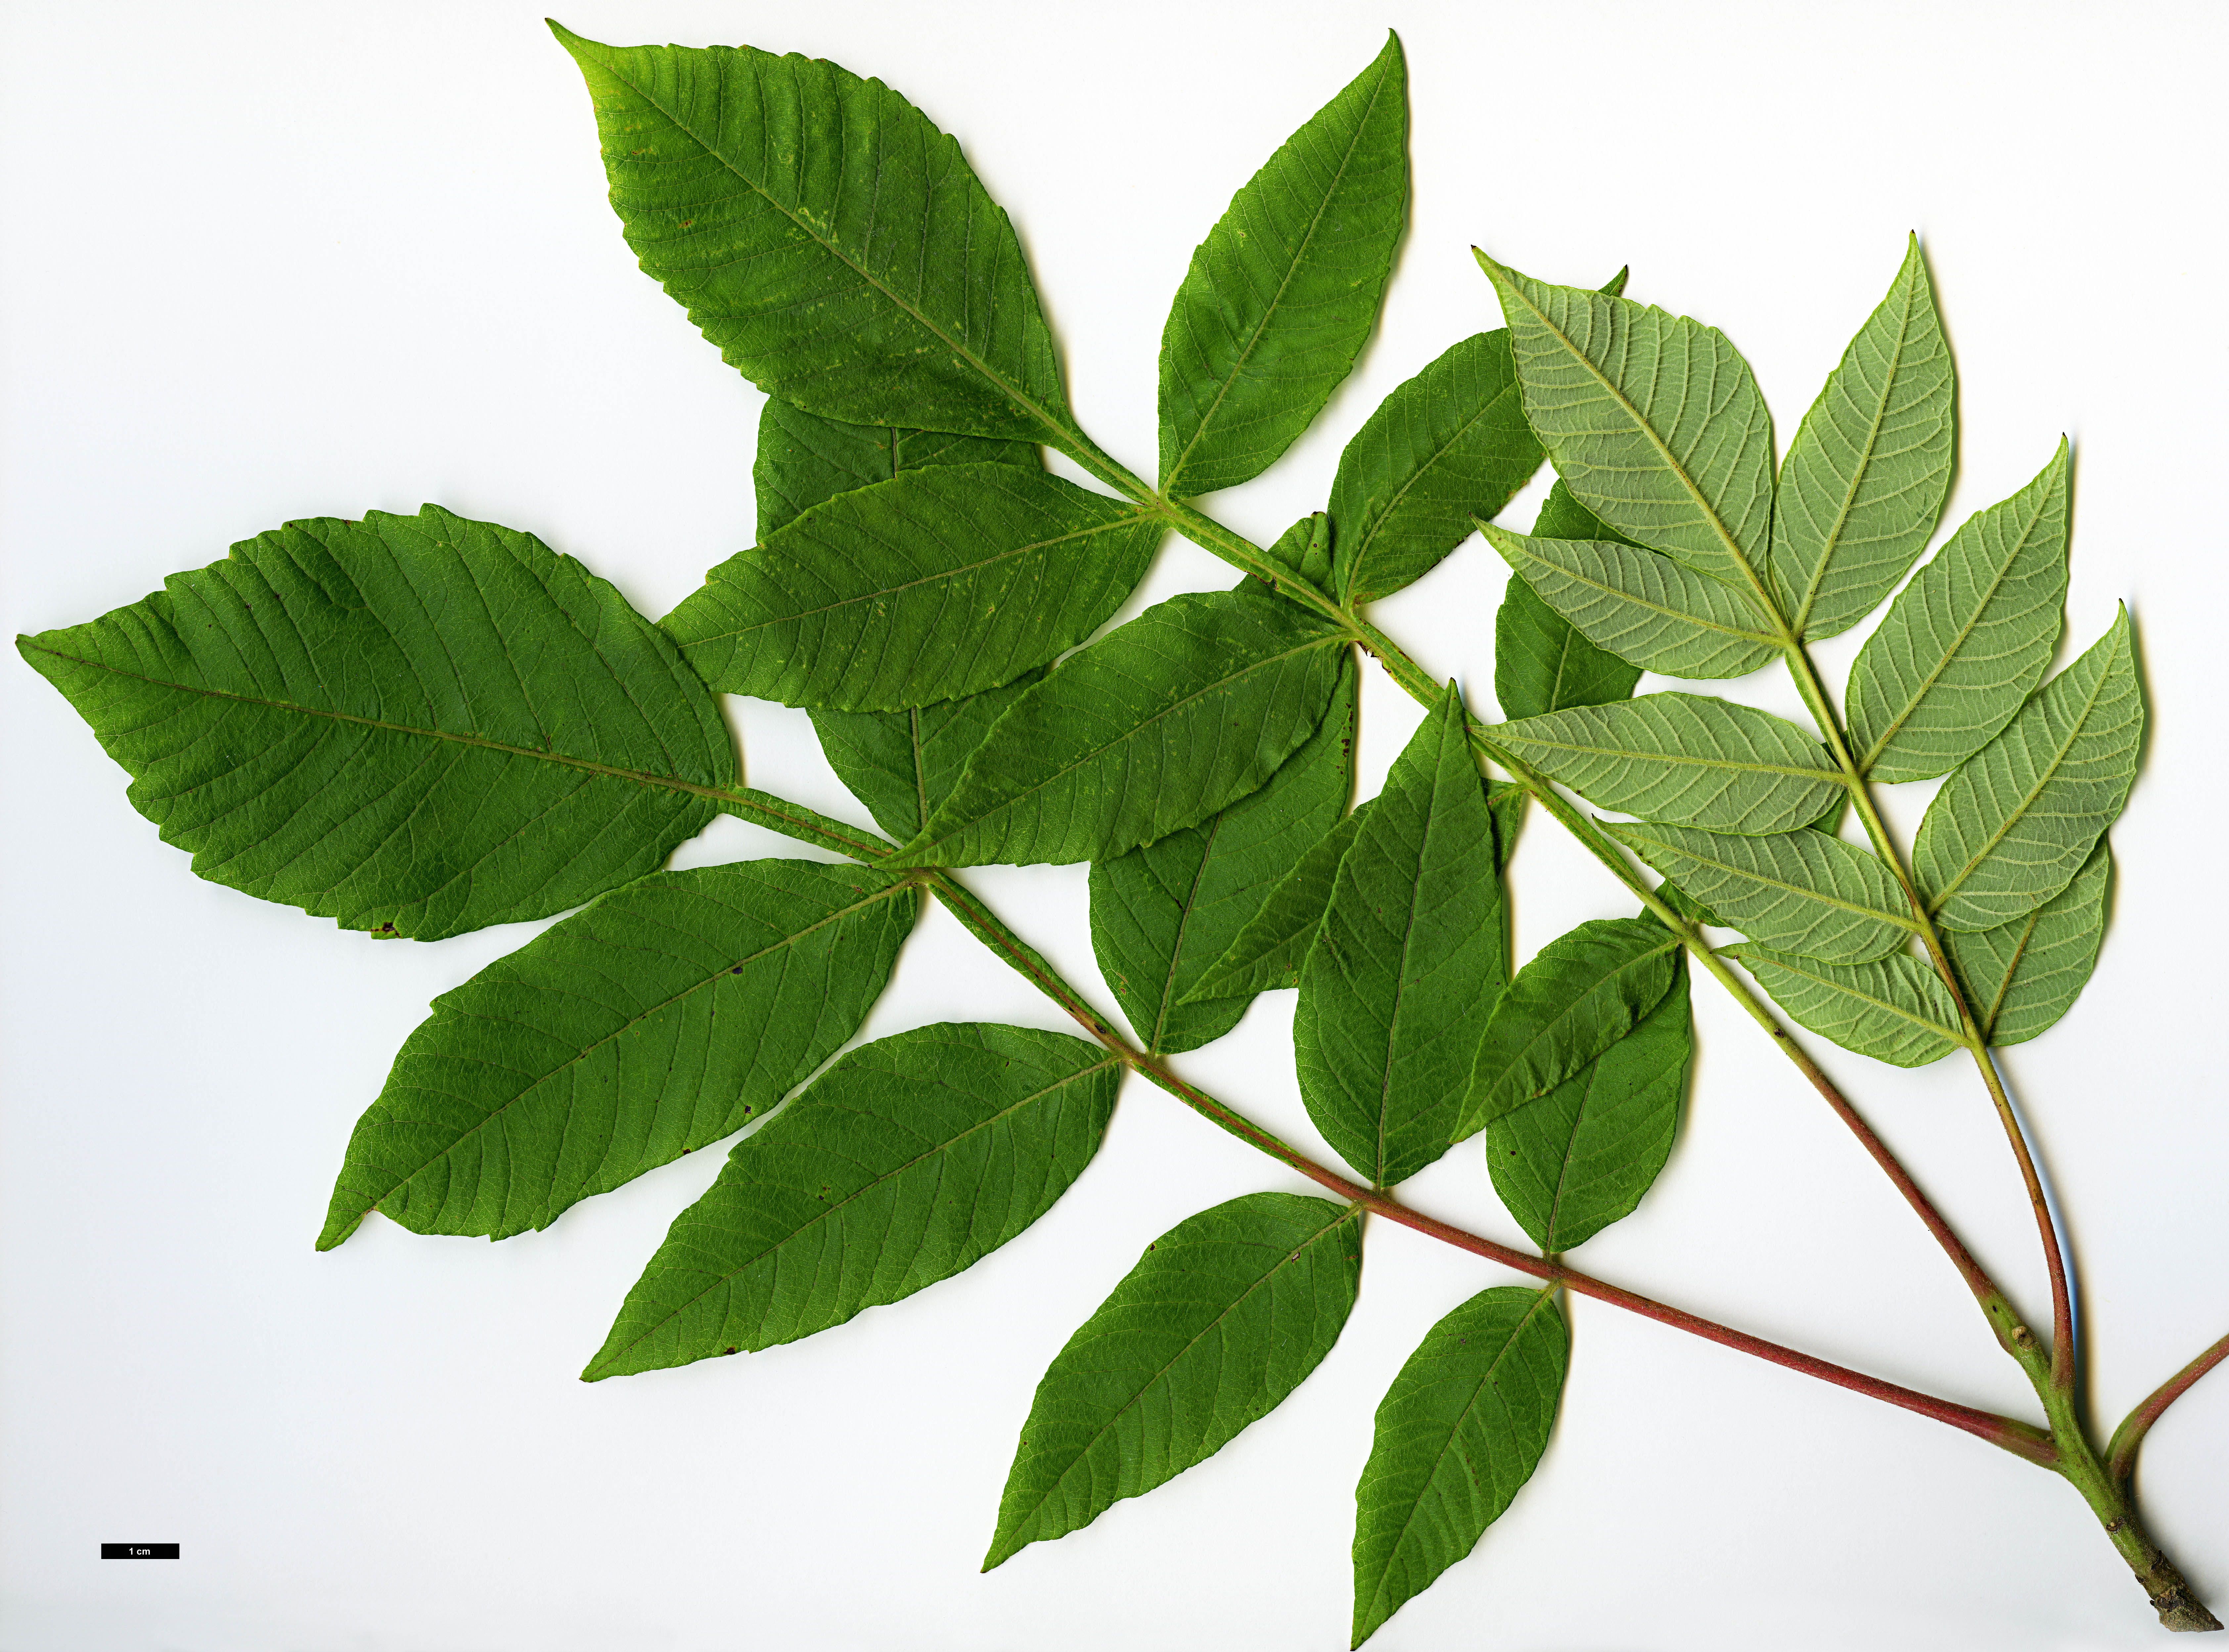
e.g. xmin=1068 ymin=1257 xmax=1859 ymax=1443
xmin=1731 ymin=946 xmax=1964 ymax=1067
xmin=1605 ymin=821 xmax=1912 ymax=963
xmin=585 ymin=1023 xmax=1119 ymax=1380
xmin=1944 ymin=838 xmax=2111 ymax=1046
xmin=18 ymin=505 xmax=733 ymax=941
xmin=1493 ymin=481 xmax=1645 ymax=722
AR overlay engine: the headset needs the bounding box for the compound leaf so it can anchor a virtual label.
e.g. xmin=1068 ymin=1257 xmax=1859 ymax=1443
xmin=896 ymin=589 xmax=1346 ymax=867
xmin=1604 ymin=821 xmax=1915 ymax=963
xmin=1187 ymin=800 xmax=1372 ymax=1001
xmin=1093 ymin=656 xmax=1355 ymax=1052
xmin=1479 ymin=522 xmax=1780 ymax=680
xmin=584 ymin=1024 xmax=1119 ymax=1380
xmin=1944 ymin=838 xmax=2111 ymax=1046
xmin=1770 ymin=236 xmax=1955 ymax=640
xmin=1913 ymin=608 xmax=2142 ymax=931
xmin=318 ymin=861 xmax=919 ymax=1248
xmin=985 ymin=1192 xmax=1363 ymax=1569
xmin=1297 ymin=684 xmax=1508 ymax=1186
xmin=1160 ymin=35 xmax=1408 ymax=498
xmin=1729 ymin=946 xmax=1964 ymax=1067
xmin=1349 ymin=1286 xmax=1567 ymax=1647
xmin=1476 ymin=254 xmax=1775 ymax=591
xmin=554 ymin=26 xmax=1071 ymax=440
xmin=1332 ymin=329 xmax=1540 ymax=604
xmin=811 ymin=672 xmax=1042 ymax=844
xmin=754 ymin=398 xmax=1040 ymax=540
xmin=1493 ymin=482 xmax=1645 ymax=721
xmin=18 ymin=506 xmax=733 ymax=941
xmin=1845 ymin=443 xmax=2070 ymax=781
xmin=1489 ymin=694 xmax=1843 ymax=835
xmin=1461 ymin=917 xmax=1679 ymax=1136
xmin=664 ymin=464 xmax=1160 ymax=711
xmin=1486 ymin=967 xmax=1690 ymax=1252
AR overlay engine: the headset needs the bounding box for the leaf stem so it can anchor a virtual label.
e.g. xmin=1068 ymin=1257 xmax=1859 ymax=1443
xmin=2109 ymin=1329 xmax=2229 ymax=1486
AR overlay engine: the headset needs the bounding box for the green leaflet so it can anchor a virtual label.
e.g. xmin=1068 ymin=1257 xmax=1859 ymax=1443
xmin=753 ymin=397 xmax=1040 ymax=540
xmin=1489 ymin=694 xmax=1844 ymax=835
xmin=1261 ymin=511 xmax=1337 ymax=591
xmin=895 ymin=589 xmax=1347 ymax=868
xmin=984 ymin=1192 xmax=1363 ymax=1569
xmin=1159 ymin=35 xmax=1408 ymax=498
xmin=1461 ymin=918 xmax=1680 ymax=1136
xmin=1296 ymin=684 xmax=1509 ymax=1186
xmin=18 ymin=506 xmax=732 ymax=942
xmin=664 ymin=464 xmax=1160 ymax=711
xmin=1913 ymin=608 xmax=2142 ymax=932
xmin=1487 ymin=966 xmax=1691 ymax=1252
xmin=1945 ymin=838 xmax=2112 ymax=1046
xmin=1186 ymin=800 xmax=1373 ymax=1001
xmin=1604 ymin=822 xmax=1915 ymax=964
xmin=1476 ymin=254 xmax=1776 ymax=591
xmin=317 ymin=862 xmax=919 ymax=1249
xmin=1845 ymin=443 xmax=2070 ymax=781
xmin=1331 ymin=329 xmax=1541 ymax=604
xmin=1486 ymin=780 xmax=1527 ymax=871
xmin=584 ymin=1024 xmax=1119 ymax=1380
xmin=1349 ymin=1286 xmax=1568 ymax=1647
xmin=1729 ymin=946 xmax=1965 ymax=1067
xmin=1770 ymin=236 xmax=1956 ymax=640
xmin=1493 ymin=482 xmax=1645 ymax=721
xmin=554 ymin=27 xmax=1071 ymax=440
xmin=1478 ymin=522 xmax=1781 ymax=680
xmin=1092 ymin=656 xmax=1355 ymax=1053
xmin=811 ymin=673 xmax=1043 ymax=844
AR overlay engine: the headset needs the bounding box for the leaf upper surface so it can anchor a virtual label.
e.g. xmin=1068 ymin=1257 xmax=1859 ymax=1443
xmin=18 ymin=506 xmax=733 ymax=941
xmin=985 ymin=1192 xmax=1363 ymax=1569
xmin=1913 ymin=608 xmax=2142 ymax=931
xmin=1489 ymin=694 xmax=1843 ymax=835
xmin=1944 ymin=838 xmax=2111 ymax=1046
xmin=1461 ymin=917 xmax=1679 ymax=1136
xmin=1605 ymin=821 xmax=1914 ymax=963
xmin=584 ymin=1023 xmax=1119 ymax=1380
xmin=1486 ymin=967 xmax=1690 ymax=1252
xmin=811 ymin=672 xmax=1043 ymax=844
xmin=1297 ymin=684 xmax=1509 ymax=1186
xmin=1331 ymin=329 xmax=1541 ymax=604
xmin=1770 ymin=236 xmax=1956 ymax=640
xmin=754 ymin=398 xmax=1041 ymax=539
xmin=1187 ymin=801 xmax=1370 ymax=1001
xmin=1730 ymin=946 xmax=1964 ymax=1066
xmin=1093 ymin=656 xmax=1354 ymax=1053
xmin=897 ymin=589 xmax=1346 ymax=867
xmin=664 ymin=463 xmax=1160 ymax=711
xmin=318 ymin=861 xmax=918 ymax=1248
xmin=1493 ymin=481 xmax=1644 ymax=721
xmin=1349 ymin=1286 xmax=1567 ymax=1647
xmin=1845 ymin=443 xmax=2070 ymax=781
xmin=1159 ymin=35 xmax=1408 ymax=498
xmin=556 ymin=27 xmax=1071 ymax=439
xmin=1477 ymin=255 xmax=1776 ymax=590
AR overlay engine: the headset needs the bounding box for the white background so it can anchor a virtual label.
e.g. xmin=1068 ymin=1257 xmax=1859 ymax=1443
xmin=5 ymin=2 xmax=2227 ymax=1647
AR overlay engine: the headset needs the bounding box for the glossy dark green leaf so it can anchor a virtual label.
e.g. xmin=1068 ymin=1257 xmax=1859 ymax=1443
xmin=1186 ymin=800 xmax=1372 ymax=1001
xmin=1913 ymin=608 xmax=2142 ymax=932
xmin=318 ymin=862 xmax=919 ymax=1248
xmin=1944 ymin=838 xmax=2111 ymax=1046
xmin=584 ymin=1024 xmax=1120 ymax=1380
xmin=1297 ymin=684 xmax=1508 ymax=1185
xmin=896 ymin=589 xmax=1347 ymax=867
xmin=1160 ymin=35 xmax=1408 ymax=498
xmin=753 ymin=396 xmax=1040 ymax=540
xmin=1093 ymin=657 xmax=1354 ymax=1052
xmin=985 ymin=1192 xmax=1363 ymax=1569
xmin=1489 ymin=694 xmax=1843 ymax=835
xmin=1477 ymin=253 xmax=1776 ymax=591
xmin=1331 ymin=329 xmax=1540 ymax=604
xmin=1845 ymin=443 xmax=2070 ymax=781
xmin=1349 ymin=1286 xmax=1567 ymax=1647
xmin=1770 ymin=236 xmax=1955 ymax=640
xmin=18 ymin=506 xmax=732 ymax=941
xmin=664 ymin=464 xmax=1160 ymax=711
xmin=1493 ymin=482 xmax=1645 ymax=721
xmin=555 ymin=27 xmax=1071 ymax=440
xmin=1729 ymin=946 xmax=1964 ymax=1066
xmin=810 ymin=672 xmax=1042 ymax=844
xmin=1604 ymin=821 xmax=1915 ymax=963
xmin=1460 ymin=918 xmax=1680 ymax=1136
xmin=1485 ymin=966 xmax=1690 ymax=1252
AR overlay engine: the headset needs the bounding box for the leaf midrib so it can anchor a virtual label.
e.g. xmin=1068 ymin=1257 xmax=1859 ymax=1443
xmin=1743 ymin=951 xmax=1962 ymax=1041
xmin=1618 ymin=829 xmax=1917 ymax=931
xmin=1497 ymin=726 xmax=1836 ymax=782
xmin=1474 ymin=938 xmax=1676 ymax=1119
xmin=1512 ymin=538 xmax=1782 ymax=646
xmin=1342 ymin=371 xmax=1521 ymax=600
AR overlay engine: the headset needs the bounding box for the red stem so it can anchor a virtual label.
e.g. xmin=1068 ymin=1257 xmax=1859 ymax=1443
xmin=2109 ymin=1329 xmax=2229 ymax=1484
